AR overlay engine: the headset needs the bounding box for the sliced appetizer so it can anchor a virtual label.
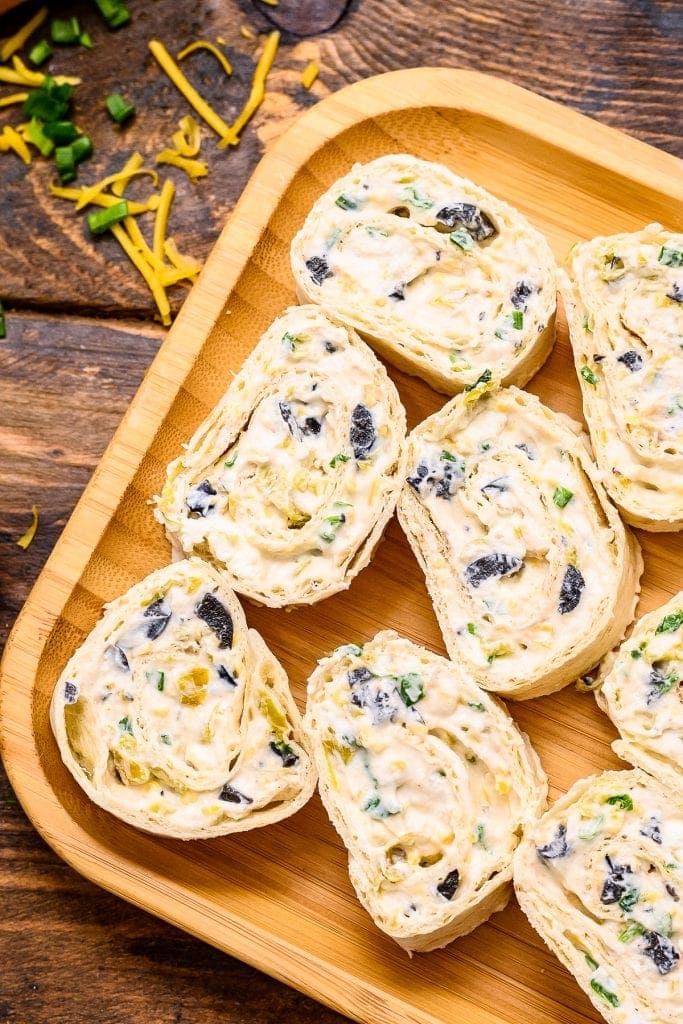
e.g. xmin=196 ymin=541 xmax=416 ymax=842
xmin=515 ymin=769 xmax=682 ymax=1024
xmin=50 ymin=558 xmax=315 ymax=839
xmin=597 ymin=593 xmax=683 ymax=790
xmin=561 ymin=223 xmax=683 ymax=530
xmin=304 ymin=630 xmax=547 ymax=952
xmin=291 ymin=154 xmax=557 ymax=394
xmin=398 ymin=382 xmax=642 ymax=699
xmin=155 ymin=305 xmax=407 ymax=607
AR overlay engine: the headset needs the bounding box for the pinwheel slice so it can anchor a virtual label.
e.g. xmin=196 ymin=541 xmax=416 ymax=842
xmin=514 ymin=769 xmax=683 ymax=1024
xmin=304 ymin=630 xmax=547 ymax=952
xmin=155 ymin=305 xmax=407 ymax=607
xmin=291 ymin=154 xmax=557 ymax=394
xmin=561 ymin=223 xmax=683 ymax=531
xmin=397 ymin=383 xmax=642 ymax=699
xmin=50 ymin=558 xmax=315 ymax=839
xmin=596 ymin=593 xmax=683 ymax=790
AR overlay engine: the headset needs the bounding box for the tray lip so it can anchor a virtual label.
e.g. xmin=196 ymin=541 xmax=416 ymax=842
xmin=2 ymin=66 xmax=682 ymax=1024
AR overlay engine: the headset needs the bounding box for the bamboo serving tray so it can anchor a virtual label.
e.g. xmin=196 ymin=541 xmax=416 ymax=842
xmin=2 ymin=69 xmax=683 ymax=1024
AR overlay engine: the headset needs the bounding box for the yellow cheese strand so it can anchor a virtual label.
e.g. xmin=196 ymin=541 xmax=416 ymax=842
xmin=153 ymin=178 xmax=175 ymax=264
xmin=176 ymin=40 xmax=232 ymax=78
xmin=11 ymin=55 xmax=79 ymax=86
xmin=111 ymin=222 xmax=171 ymax=326
xmin=163 ymin=237 xmax=200 ymax=279
xmin=240 ymin=25 xmax=255 ymax=40
xmin=124 ymin=214 xmax=167 ymax=275
xmin=300 ymin=61 xmax=319 ymax=90
xmin=49 ymin=182 xmax=158 ymax=214
xmin=0 ymin=124 xmax=31 ymax=163
xmin=0 ymin=91 xmax=28 ymax=107
xmin=16 ymin=505 xmax=39 ymax=550
xmin=257 ymin=0 xmax=279 ymax=6
xmin=155 ymin=149 xmax=208 ymax=182
xmin=0 ymin=7 xmax=48 ymax=63
xmin=148 ymin=39 xmax=232 ymax=144
xmin=218 ymin=30 xmax=280 ymax=148
xmin=111 ymin=151 xmax=144 ymax=197
xmin=75 ymin=166 xmax=158 ymax=211
xmin=171 ymin=115 xmax=201 ymax=157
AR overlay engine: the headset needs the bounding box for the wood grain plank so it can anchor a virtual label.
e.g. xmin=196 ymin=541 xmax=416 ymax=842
xmin=0 ymin=0 xmax=681 ymax=317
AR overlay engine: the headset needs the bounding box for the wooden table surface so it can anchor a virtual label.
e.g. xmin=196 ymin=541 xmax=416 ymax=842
xmin=1 ymin=0 xmax=681 ymax=1021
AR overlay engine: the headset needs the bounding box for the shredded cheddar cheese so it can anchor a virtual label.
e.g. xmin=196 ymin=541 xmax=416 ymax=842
xmin=155 ymin=149 xmax=208 ymax=181
xmin=0 ymin=7 xmax=48 ymax=64
xmin=16 ymin=505 xmax=39 ymax=550
xmin=148 ymin=39 xmax=233 ymax=144
xmin=171 ymin=115 xmax=201 ymax=157
xmin=219 ymin=30 xmax=280 ymax=148
xmin=111 ymin=222 xmax=171 ymax=326
xmin=11 ymin=55 xmax=79 ymax=86
xmin=300 ymin=61 xmax=319 ymax=90
xmin=177 ymin=40 xmax=233 ymax=78
xmin=75 ymin=165 xmax=158 ymax=211
xmin=49 ymin=182 xmax=159 ymax=214
xmin=0 ymin=125 xmax=31 ymax=164
xmin=0 ymin=91 xmax=28 ymax=107
xmin=111 ymin=152 xmax=144 ymax=197
xmin=240 ymin=25 xmax=255 ymax=40
xmin=153 ymin=178 xmax=175 ymax=263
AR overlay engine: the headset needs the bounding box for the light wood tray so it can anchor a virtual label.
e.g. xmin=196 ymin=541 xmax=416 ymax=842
xmin=2 ymin=69 xmax=683 ymax=1024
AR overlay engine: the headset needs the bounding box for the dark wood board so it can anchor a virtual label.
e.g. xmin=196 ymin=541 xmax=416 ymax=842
xmin=1 ymin=0 xmax=681 ymax=1022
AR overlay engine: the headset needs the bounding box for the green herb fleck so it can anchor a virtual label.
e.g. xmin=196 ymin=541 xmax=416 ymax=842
xmin=146 ymin=670 xmax=165 ymax=692
xmin=618 ymin=886 xmax=640 ymax=913
xmin=466 ymin=622 xmax=476 ymax=636
xmin=553 ymin=486 xmax=574 ymax=509
xmin=656 ymin=610 xmax=683 ymax=635
xmin=582 ymin=314 xmax=592 ymax=333
xmin=224 ymin=452 xmax=238 ymax=468
xmin=467 ymin=701 xmax=486 ymax=712
xmin=362 ymin=795 xmax=400 ymax=819
xmin=601 ymin=253 xmax=626 ymax=281
xmin=335 ymin=193 xmax=357 ymax=211
xmin=511 ymin=309 xmax=523 ymax=330
xmin=160 ymin=733 xmax=172 ymax=745
xmin=590 ymin=979 xmax=619 ymax=1008
xmin=118 ymin=716 xmax=133 ymax=736
xmin=659 ymin=246 xmax=683 ymax=268
xmin=335 ymin=643 xmax=363 ymax=657
xmin=580 ymin=365 xmax=599 ymax=386
xmin=585 ymin=952 xmax=599 ymax=971
xmin=282 ymin=331 xmax=303 ymax=351
xmin=449 ymin=227 xmax=474 ymax=250
xmin=320 ymin=511 xmax=347 ymax=543
xmin=605 ymin=794 xmax=634 ymax=811
xmin=618 ymin=921 xmax=645 ymax=943
xmin=366 ymin=225 xmax=388 ymax=238
xmin=475 ymin=823 xmax=487 ymax=849
xmin=398 ymin=673 xmax=424 ymax=707
xmin=403 ymin=186 xmax=433 ymax=209
xmin=330 ymin=453 xmax=350 ymax=468
xmin=630 ymin=642 xmax=646 ymax=659
xmin=464 ymin=368 xmax=492 ymax=392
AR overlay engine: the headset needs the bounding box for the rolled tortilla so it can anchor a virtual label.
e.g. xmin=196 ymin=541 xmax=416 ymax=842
xmin=596 ymin=593 xmax=683 ymax=791
xmin=304 ymin=630 xmax=547 ymax=952
xmin=514 ymin=769 xmax=683 ymax=1024
xmin=50 ymin=558 xmax=315 ymax=839
xmin=155 ymin=305 xmax=407 ymax=607
xmin=560 ymin=223 xmax=683 ymax=531
xmin=397 ymin=382 xmax=643 ymax=699
xmin=291 ymin=154 xmax=557 ymax=394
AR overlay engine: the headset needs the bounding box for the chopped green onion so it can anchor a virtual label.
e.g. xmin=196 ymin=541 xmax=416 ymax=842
xmin=464 ymin=368 xmax=492 ymax=392
xmin=630 ymin=642 xmax=646 ymax=659
xmin=330 ymin=453 xmax=350 ymax=468
xmin=26 ymin=118 xmax=54 ymax=156
xmin=605 ymin=793 xmax=633 ymax=811
xmin=224 ymin=452 xmax=238 ymax=468
xmin=440 ymin=450 xmax=459 ymax=463
xmin=146 ymin=670 xmax=165 ymax=691
xmin=366 ymin=226 xmax=388 ymax=238
xmin=466 ymin=622 xmax=476 ymax=636
xmin=118 ymin=715 xmax=133 ymax=735
xmin=334 ymin=193 xmax=357 ymax=211
xmin=590 ymin=980 xmax=619 ymax=1009
xmin=618 ymin=886 xmax=639 ymax=913
xmin=403 ymin=186 xmax=432 ymax=209
xmin=55 ymin=144 xmax=76 ymax=183
xmin=659 ymin=246 xmax=683 ymax=268
xmin=106 ymin=92 xmax=135 ymax=124
xmin=87 ymin=199 xmax=129 ymax=235
xmin=398 ymin=673 xmax=424 ymax=707
xmin=511 ymin=309 xmax=523 ymax=329
xmin=584 ymin=953 xmax=599 ymax=971
xmin=449 ymin=227 xmax=474 ymax=250
xmin=475 ymin=823 xmax=487 ymax=848
xmin=42 ymin=121 xmax=78 ymax=144
xmin=553 ymin=486 xmax=573 ymax=509
xmin=79 ymin=32 xmax=93 ymax=48
xmin=467 ymin=701 xmax=485 ymax=712
xmin=656 ymin=610 xmax=683 ymax=634
xmin=28 ymin=39 xmax=53 ymax=66
xmin=0 ymin=301 xmax=5 ymax=340
xmin=281 ymin=331 xmax=301 ymax=351
xmin=71 ymin=134 xmax=93 ymax=163
xmin=93 ymin=0 xmax=131 ymax=29
xmin=50 ymin=17 xmax=81 ymax=45
xmin=580 ymin=365 xmax=599 ymax=386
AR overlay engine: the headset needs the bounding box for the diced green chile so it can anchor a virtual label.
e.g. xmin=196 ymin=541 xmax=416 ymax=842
xmin=143 ymin=598 xmax=172 ymax=640
xmin=617 ymin=350 xmax=644 ymax=372
xmin=196 ymin=594 xmax=233 ymax=649
xmin=218 ymin=784 xmax=253 ymax=804
xmin=186 ymin=479 xmax=217 ymax=516
xmin=640 ymin=931 xmax=680 ymax=975
xmin=558 ymin=565 xmax=585 ymax=614
xmin=536 ymin=823 xmax=569 ymax=860
xmin=269 ymin=740 xmax=299 ymax=767
xmin=349 ymin=404 xmax=375 ymax=459
xmin=465 ymin=553 xmax=523 ymax=588
xmin=436 ymin=868 xmax=460 ymax=900
xmin=435 ymin=202 xmax=496 ymax=241
xmin=305 ymin=255 xmax=333 ymax=286
xmin=64 ymin=681 xmax=78 ymax=704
